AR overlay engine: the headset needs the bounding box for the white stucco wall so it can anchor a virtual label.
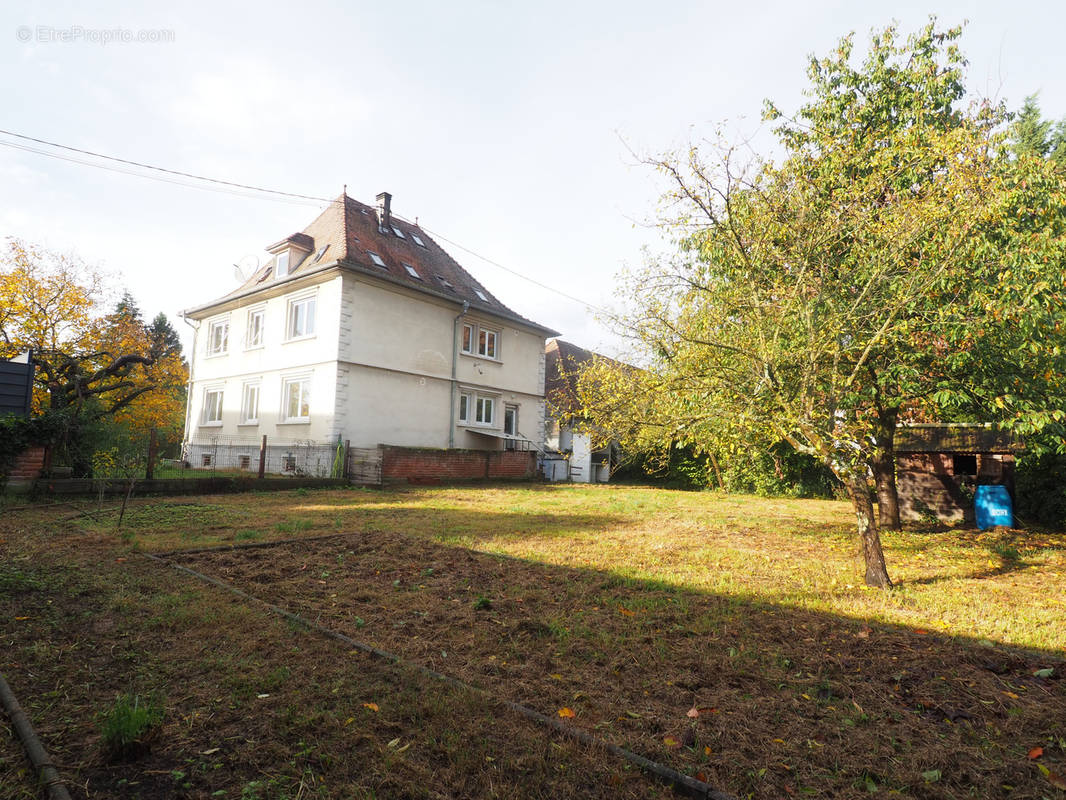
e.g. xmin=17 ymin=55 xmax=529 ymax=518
xmin=185 ymin=276 xmax=342 ymax=443
xmin=184 ymin=269 xmax=549 ymax=452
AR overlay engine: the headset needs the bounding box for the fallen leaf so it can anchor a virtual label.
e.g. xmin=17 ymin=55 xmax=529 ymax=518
xmin=1003 ymin=691 xmax=1019 ymax=700
xmin=697 ymin=706 xmax=719 ymax=714
xmin=695 ymin=771 xmax=708 ymax=782
xmin=664 ymin=736 xmax=681 ymax=748
xmin=549 ymin=673 xmax=564 ymax=680
xmin=921 ymin=769 xmax=941 ymax=783
xmin=625 ymin=710 xmax=642 ymax=719
xmin=1047 ymin=770 xmax=1066 ymax=790
xmin=618 ymin=607 xmax=635 ymax=617
xmin=1034 ymin=668 xmax=1055 ymax=679
xmin=914 ymin=629 xmax=929 ymax=635
xmin=1029 ymin=747 xmax=1044 ymax=760
xmin=14 ymin=616 xmax=29 ymax=621
xmin=686 ymin=707 xmax=700 ymax=718
xmin=363 ymin=702 xmax=379 ymax=712
xmin=387 ymin=738 xmax=401 ymax=748
xmin=704 ymin=746 xmax=712 ymax=756
xmin=256 ymin=693 xmax=270 ymax=699
xmin=773 ymin=738 xmax=785 ymax=744
xmin=558 ymin=707 xmax=575 ymax=718
xmin=200 ymin=748 xmax=220 ymax=755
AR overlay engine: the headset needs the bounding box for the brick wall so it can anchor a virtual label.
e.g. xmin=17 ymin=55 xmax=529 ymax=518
xmin=381 ymin=445 xmax=536 ymax=484
xmin=5 ymin=447 xmax=46 ymax=480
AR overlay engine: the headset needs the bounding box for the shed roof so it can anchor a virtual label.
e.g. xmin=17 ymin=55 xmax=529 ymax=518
xmin=894 ymin=425 xmax=1022 ymax=454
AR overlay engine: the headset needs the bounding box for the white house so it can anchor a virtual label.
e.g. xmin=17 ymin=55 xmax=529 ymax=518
xmin=544 ymin=339 xmax=616 ymax=483
xmin=181 ymin=191 xmax=557 ymax=473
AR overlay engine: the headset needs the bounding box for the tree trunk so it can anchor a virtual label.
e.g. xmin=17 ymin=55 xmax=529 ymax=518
xmin=846 ymin=475 xmax=893 ymax=588
xmin=872 ymin=408 xmax=901 ymax=531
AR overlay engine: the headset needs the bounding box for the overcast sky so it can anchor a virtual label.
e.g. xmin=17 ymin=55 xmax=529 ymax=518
xmin=3 ymin=0 xmax=1064 ymax=357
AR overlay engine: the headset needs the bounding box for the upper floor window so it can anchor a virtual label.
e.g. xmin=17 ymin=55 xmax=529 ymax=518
xmin=411 ymin=233 xmax=426 ymax=247
xmin=246 ymin=308 xmax=264 ymax=349
xmin=207 ymin=318 xmax=229 ymax=356
xmin=461 ymin=322 xmax=499 ymax=359
xmin=202 ymin=387 xmax=224 ymax=425
xmin=286 ymin=295 xmax=316 ymax=340
xmin=274 ymin=250 xmax=290 ymax=279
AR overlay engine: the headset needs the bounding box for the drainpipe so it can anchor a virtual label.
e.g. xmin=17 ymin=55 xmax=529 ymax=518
xmin=448 ymin=301 xmax=470 ymax=449
xmin=180 ymin=312 xmax=199 ymax=454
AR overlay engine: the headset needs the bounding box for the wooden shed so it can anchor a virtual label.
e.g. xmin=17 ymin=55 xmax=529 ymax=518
xmin=895 ymin=424 xmax=1022 ymax=525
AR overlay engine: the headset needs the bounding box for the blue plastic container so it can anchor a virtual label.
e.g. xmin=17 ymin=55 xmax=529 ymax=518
xmin=974 ymin=485 xmax=1013 ymax=530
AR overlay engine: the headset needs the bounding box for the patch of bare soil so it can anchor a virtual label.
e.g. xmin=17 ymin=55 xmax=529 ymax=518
xmin=0 ymin=529 xmax=667 ymax=799
xmin=174 ymin=530 xmax=1066 ymax=799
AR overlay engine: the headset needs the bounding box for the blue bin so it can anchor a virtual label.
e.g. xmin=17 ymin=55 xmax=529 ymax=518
xmin=975 ymin=485 xmax=1013 ymax=530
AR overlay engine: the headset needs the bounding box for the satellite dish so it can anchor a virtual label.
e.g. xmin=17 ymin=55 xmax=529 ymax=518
xmin=232 ymin=254 xmax=261 ymax=283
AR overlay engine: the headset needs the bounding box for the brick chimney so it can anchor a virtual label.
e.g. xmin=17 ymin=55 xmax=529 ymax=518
xmin=376 ymin=191 xmax=392 ymax=232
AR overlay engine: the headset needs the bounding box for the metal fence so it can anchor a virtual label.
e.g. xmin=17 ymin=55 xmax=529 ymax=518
xmin=85 ymin=432 xmax=355 ymax=482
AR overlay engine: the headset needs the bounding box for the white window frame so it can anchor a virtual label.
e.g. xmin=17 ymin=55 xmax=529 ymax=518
xmin=478 ymin=327 xmax=498 ymax=359
xmin=402 ymin=262 xmax=421 ymax=279
xmin=459 ymin=320 xmax=500 ymax=360
xmin=458 ymin=389 xmax=498 ymax=427
xmin=246 ymin=307 xmax=264 ymax=350
xmin=285 ymin=293 xmax=317 ymax=341
xmin=201 ymin=386 xmax=224 ymax=426
xmin=206 ymin=318 xmax=229 ymax=357
xmin=411 ymin=233 xmax=426 ymax=247
xmin=281 ymin=374 xmax=311 ymax=423
xmin=240 ymin=381 xmax=260 ymax=425
xmin=504 ymin=404 xmax=518 ymax=436
xmin=274 ymin=250 xmax=290 ymax=279
xmin=367 ymin=251 xmax=386 ymax=268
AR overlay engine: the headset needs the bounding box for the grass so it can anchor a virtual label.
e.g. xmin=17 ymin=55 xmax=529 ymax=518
xmin=99 ymin=693 xmax=164 ymax=760
xmin=2 ymin=483 xmax=1064 ymax=799
xmin=71 ymin=484 xmax=1066 ymax=651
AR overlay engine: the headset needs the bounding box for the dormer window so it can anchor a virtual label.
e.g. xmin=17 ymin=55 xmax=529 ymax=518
xmin=275 ymin=250 xmax=290 ymax=278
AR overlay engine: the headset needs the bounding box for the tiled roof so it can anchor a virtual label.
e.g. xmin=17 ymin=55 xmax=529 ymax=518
xmin=194 ymin=192 xmax=557 ymax=335
xmin=895 ymin=425 xmax=1023 ymax=454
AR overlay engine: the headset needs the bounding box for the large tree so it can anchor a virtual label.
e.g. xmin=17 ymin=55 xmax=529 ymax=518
xmin=0 ymin=239 xmax=188 ymax=466
xmin=582 ymin=22 xmax=1066 ymax=587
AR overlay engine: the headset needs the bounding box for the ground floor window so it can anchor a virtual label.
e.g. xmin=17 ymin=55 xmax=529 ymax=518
xmin=458 ymin=390 xmax=499 ymax=426
xmin=282 ymin=376 xmax=311 ymax=422
xmin=202 ymin=387 xmax=223 ymax=424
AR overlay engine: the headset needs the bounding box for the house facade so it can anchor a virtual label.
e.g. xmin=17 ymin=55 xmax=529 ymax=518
xmin=544 ymin=339 xmax=616 ymax=482
xmin=182 ymin=191 xmax=557 ymax=472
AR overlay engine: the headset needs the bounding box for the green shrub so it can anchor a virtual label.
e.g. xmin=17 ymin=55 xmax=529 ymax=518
xmin=99 ymin=693 xmax=163 ymax=760
xmin=1015 ymin=450 xmax=1066 ymax=527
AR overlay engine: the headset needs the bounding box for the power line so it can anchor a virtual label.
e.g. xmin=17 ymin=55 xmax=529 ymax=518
xmin=0 ymin=128 xmax=610 ymax=315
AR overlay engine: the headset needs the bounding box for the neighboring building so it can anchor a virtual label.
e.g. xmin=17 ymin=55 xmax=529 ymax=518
xmin=543 ymin=339 xmax=617 ymax=483
xmin=181 ymin=191 xmax=557 ymax=472
xmin=895 ymin=424 xmax=1022 ymax=524
xmin=0 ymin=352 xmax=34 ymax=418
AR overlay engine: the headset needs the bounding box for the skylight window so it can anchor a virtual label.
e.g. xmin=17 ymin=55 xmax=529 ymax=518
xmin=402 ymin=263 xmax=420 ymax=279
xmin=411 ymin=233 xmax=426 ymax=247
xmin=436 ymin=274 xmax=454 ymax=291
xmin=474 ymin=290 xmax=488 ymax=302
xmin=367 ymin=251 xmax=387 ymax=268
xmin=391 ymin=226 xmax=405 ymax=239
xmin=313 ymin=245 xmax=329 ymax=263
